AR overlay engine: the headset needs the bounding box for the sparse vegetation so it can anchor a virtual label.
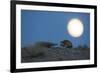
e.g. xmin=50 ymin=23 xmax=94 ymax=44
xmin=60 ymin=40 xmax=73 ymax=48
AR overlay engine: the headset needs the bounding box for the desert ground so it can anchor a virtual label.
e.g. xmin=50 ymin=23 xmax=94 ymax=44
xmin=21 ymin=42 xmax=90 ymax=63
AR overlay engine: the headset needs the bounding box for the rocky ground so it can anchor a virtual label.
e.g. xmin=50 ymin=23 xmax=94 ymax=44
xmin=21 ymin=46 xmax=90 ymax=63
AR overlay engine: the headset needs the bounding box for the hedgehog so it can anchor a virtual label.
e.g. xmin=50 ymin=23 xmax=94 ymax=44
xmin=23 ymin=41 xmax=57 ymax=57
xmin=34 ymin=41 xmax=57 ymax=48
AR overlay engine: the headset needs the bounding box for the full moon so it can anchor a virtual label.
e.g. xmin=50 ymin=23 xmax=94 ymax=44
xmin=67 ymin=18 xmax=84 ymax=38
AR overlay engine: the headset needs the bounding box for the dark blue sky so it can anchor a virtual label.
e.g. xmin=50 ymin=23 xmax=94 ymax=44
xmin=21 ymin=10 xmax=90 ymax=48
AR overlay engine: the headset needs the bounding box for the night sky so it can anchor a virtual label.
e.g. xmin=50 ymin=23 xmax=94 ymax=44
xmin=21 ymin=10 xmax=90 ymax=48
